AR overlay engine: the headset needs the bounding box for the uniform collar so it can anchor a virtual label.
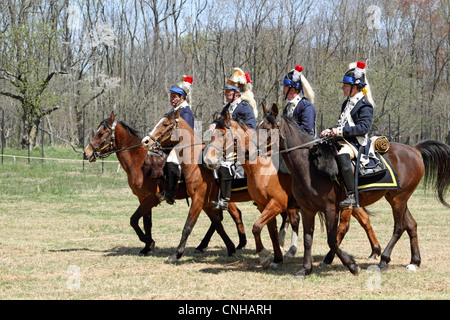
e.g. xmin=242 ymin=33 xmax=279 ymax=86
xmin=287 ymin=94 xmax=302 ymax=106
xmin=349 ymin=92 xmax=364 ymax=105
xmin=229 ymin=98 xmax=242 ymax=112
xmin=173 ymin=100 xmax=189 ymax=111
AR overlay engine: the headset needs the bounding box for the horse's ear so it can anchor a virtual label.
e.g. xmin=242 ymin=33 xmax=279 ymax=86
xmin=173 ymin=107 xmax=182 ymax=119
xmin=212 ymin=111 xmax=220 ymax=121
xmin=109 ymin=111 xmax=115 ymax=124
xmin=224 ymin=109 xmax=231 ymax=126
xmin=262 ymin=103 xmax=268 ymax=115
xmin=271 ymin=103 xmax=279 ymax=117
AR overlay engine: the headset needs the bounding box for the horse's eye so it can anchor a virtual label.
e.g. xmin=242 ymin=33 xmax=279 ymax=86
xmin=163 ymin=123 xmax=169 ymax=127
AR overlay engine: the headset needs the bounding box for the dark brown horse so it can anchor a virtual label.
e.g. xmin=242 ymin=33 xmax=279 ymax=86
xmin=83 ymin=112 xmax=247 ymax=256
xmin=278 ymin=113 xmax=450 ymax=277
xmin=203 ymin=110 xmax=300 ymax=268
xmin=259 ymin=104 xmax=381 ymax=263
xmin=141 ymin=108 xmax=257 ymax=263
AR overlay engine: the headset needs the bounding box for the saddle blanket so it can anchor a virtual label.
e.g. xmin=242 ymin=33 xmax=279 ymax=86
xmin=357 ymin=154 xmax=402 ymax=192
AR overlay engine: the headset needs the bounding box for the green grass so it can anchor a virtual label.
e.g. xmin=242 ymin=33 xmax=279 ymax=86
xmin=0 ymin=148 xmax=449 ymax=300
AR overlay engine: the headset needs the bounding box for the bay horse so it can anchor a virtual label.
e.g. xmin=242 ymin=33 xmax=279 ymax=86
xmin=278 ymin=113 xmax=450 ymax=277
xmin=83 ymin=112 xmax=247 ymax=256
xmin=203 ymin=110 xmax=300 ymax=268
xmin=141 ymin=108 xmax=256 ymax=263
xmin=259 ymin=104 xmax=381 ymax=263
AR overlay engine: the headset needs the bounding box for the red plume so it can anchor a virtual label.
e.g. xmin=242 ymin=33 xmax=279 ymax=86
xmin=184 ymin=76 xmax=194 ymax=84
xmin=245 ymin=73 xmax=252 ymax=83
xmin=356 ymin=61 xmax=366 ymax=69
xmin=295 ymin=65 xmax=304 ymax=72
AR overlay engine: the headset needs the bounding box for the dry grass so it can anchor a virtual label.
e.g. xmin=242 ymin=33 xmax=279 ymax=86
xmin=0 ymin=153 xmax=449 ymax=300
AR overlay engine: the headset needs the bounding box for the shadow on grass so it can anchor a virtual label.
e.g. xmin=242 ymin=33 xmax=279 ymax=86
xmin=50 ymin=245 xmax=382 ymax=278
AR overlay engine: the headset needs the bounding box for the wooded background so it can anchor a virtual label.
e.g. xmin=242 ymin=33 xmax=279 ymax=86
xmin=0 ymin=0 xmax=448 ymax=150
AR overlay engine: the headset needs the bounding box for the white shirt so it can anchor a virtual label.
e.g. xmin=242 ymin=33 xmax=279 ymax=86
xmin=285 ymin=94 xmax=302 ymax=118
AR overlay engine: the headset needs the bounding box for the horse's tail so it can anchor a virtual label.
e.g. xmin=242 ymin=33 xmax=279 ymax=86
xmin=414 ymin=140 xmax=450 ymax=208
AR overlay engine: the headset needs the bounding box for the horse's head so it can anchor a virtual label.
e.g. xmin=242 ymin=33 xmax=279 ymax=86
xmin=256 ymin=103 xmax=281 ymax=154
xmin=204 ymin=111 xmax=232 ymax=170
xmin=141 ymin=107 xmax=182 ymax=152
xmin=83 ymin=112 xmax=118 ymax=162
xmin=204 ymin=110 xmax=255 ymax=169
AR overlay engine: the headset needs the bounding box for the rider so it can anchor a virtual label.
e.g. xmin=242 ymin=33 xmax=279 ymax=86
xmin=282 ymin=65 xmax=317 ymax=136
xmin=157 ymin=75 xmax=195 ymax=205
xmin=320 ymin=61 xmax=375 ymax=209
xmin=210 ymin=67 xmax=257 ymax=210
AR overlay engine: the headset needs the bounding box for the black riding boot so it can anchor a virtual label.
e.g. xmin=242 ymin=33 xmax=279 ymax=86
xmin=158 ymin=162 xmax=179 ymax=205
xmin=211 ymin=167 xmax=233 ymax=210
xmin=336 ymin=153 xmax=356 ymax=209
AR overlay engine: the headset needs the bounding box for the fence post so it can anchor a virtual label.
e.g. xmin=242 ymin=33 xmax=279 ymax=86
xmin=1 ymin=109 xmax=4 ymax=165
xmin=41 ymin=116 xmax=44 ymax=163
xmin=82 ymin=110 xmax=85 ymax=171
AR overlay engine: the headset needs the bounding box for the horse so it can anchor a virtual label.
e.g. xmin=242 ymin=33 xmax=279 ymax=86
xmin=141 ymin=107 xmax=261 ymax=263
xmin=203 ymin=110 xmax=300 ymax=269
xmin=83 ymin=112 xmax=247 ymax=256
xmin=278 ymin=113 xmax=450 ymax=277
xmin=259 ymin=104 xmax=381 ymax=263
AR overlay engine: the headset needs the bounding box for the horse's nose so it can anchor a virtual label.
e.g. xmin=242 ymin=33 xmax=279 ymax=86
xmin=141 ymin=136 xmax=151 ymax=150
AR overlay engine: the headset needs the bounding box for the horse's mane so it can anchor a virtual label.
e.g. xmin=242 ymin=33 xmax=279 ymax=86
xmin=100 ymin=119 xmax=142 ymax=139
xmin=214 ymin=113 xmax=249 ymax=132
xmin=281 ymin=115 xmax=338 ymax=177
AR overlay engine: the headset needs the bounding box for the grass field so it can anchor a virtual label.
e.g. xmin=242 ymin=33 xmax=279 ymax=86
xmin=0 ymin=148 xmax=449 ymax=300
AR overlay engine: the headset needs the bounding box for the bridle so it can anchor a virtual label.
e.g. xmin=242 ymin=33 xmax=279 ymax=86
xmin=148 ymin=117 xmax=205 ymax=155
xmin=89 ymin=120 xmax=142 ymax=160
xmin=146 ymin=117 xmax=180 ymax=154
xmin=207 ymin=123 xmax=239 ymax=164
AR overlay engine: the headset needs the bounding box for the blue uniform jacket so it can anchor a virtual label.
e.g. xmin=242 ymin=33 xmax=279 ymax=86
xmin=221 ymin=100 xmax=256 ymax=129
xmin=284 ymin=97 xmax=316 ymax=135
xmin=336 ymin=96 xmax=374 ymax=147
xmin=180 ymin=106 xmax=194 ymax=129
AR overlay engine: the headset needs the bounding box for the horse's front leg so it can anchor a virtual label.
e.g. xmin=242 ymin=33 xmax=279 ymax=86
xmin=324 ymin=208 xmax=360 ymax=276
xmin=296 ymin=210 xmax=315 ymax=277
xmin=130 ymin=197 xmax=156 ymax=256
xmin=166 ymin=201 xmax=203 ymax=264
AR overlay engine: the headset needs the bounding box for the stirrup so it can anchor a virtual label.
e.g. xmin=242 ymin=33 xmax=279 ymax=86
xmin=339 ymin=194 xmax=356 ymax=209
xmin=211 ymin=199 xmax=228 ymax=210
xmin=158 ymin=192 xmax=175 ymax=205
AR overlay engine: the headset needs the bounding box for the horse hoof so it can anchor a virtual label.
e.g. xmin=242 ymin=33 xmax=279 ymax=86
xmin=284 ymin=246 xmax=297 ymax=258
xmin=294 ymin=268 xmax=311 ymax=278
xmin=258 ymin=248 xmax=271 ymax=269
xmin=194 ymin=247 xmax=205 ymax=254
xmin=139 ymin=250 xmax=150 ymax=256
xmin=406 ymin=264 xmax=418 ymax=272
xmin=350 ymin=265 xmax=361 ymax=276
xmin=165 ymin=255 xmax=178 ymax=264
xmin=319 ymin=260 xmax=332 ymax=268
xmin=269 ymin=262 xmax=282 ymax=269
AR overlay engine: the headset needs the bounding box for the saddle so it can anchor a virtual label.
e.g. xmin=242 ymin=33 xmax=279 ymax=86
xmin=353 ymin=137 xmax=402 ymax=192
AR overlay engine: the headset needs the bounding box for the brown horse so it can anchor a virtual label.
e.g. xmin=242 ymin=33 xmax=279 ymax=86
xmin=259 ymin=104 xmax=381 ymax=264
xmin=83 ymin=112 xmax=247 ymax=256
xmin=203 ymin=110 xmax=300 ymax=268
xmin=278 ymin=113 xmax=450 ymax=277
xmin=141 ymin=108 xmax=259 ymax=263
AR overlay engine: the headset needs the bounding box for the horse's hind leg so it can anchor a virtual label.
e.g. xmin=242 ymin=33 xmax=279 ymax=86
xmin=379 ymin=198 xmax=420 ymax=271
xmin=279 ymin=211 xmax=288 ymax=250
xmin=284 ymin=209 xmax=299 ymax=258
xmin=227 ymin=203 xmax=247 ymax=250
xmin=351 ymin=207 xmax=381 ymax=260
